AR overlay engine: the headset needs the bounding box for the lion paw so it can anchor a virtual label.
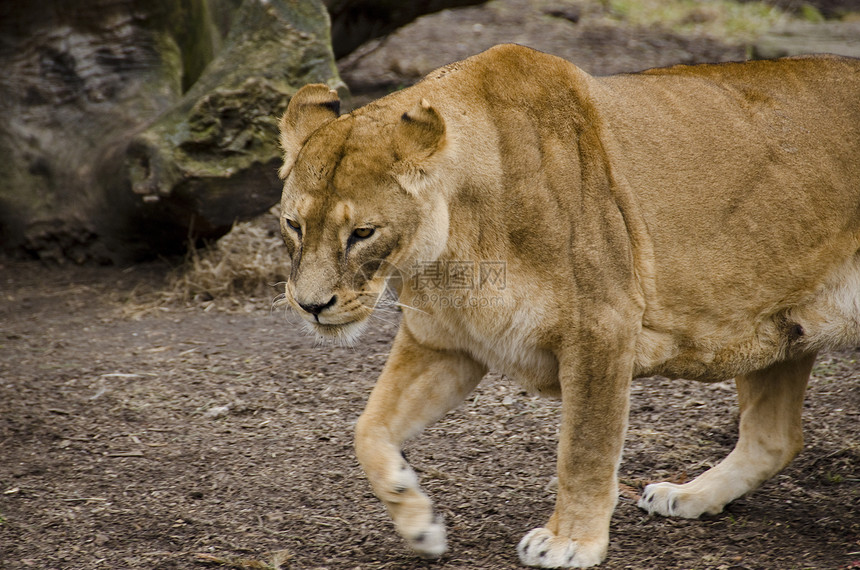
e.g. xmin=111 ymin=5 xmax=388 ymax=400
xmin=638 ymin=482 xmax=721 ymax=518
xmin=401 ymin=513 xmax=447 ymax=558
xmin=517 ymin=528 xmax=604 ymax=568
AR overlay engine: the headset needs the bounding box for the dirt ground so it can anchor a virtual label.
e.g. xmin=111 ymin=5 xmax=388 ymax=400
xmin=1 ymin=1 xmax=859 ymax=569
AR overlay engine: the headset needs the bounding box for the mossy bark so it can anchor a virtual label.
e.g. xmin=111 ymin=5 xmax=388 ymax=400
xmin=117 ymin=0 xmax=342 ymax=258
xmin=0 ymin=0 xmax=339 ymax=262
xmin=0 ymin=0 xmax=191 ymax=262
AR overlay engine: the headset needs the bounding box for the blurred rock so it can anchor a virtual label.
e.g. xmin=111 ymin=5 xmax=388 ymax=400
xmin=0 ymin=0 xmax=340 ymax=263
xmin=324 ymin=0 xmax=490 ymax=58
xmin=761 ymin=0 xmax=860 ymax=19
xmin=753 ymin=20 xmax=860 ymax=59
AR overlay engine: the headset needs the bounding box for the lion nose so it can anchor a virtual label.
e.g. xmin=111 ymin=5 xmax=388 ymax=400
xmin=298 ymin=295 xmax=337 ymax=316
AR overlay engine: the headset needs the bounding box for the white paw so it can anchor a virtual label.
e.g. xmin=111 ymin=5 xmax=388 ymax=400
xmin=638 ymin=482 xmax=719 ymax=518
xmin=386 ymin=466 xmax=446 ymax=557
xmin=517 ymin=528 xmax=604 ymax=568
xmin=403 ymin=513 xmax=447 ymax=558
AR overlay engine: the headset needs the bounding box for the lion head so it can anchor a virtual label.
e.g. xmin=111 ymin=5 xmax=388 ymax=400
xmin=277 ymin=84 xmax=453 ymax=343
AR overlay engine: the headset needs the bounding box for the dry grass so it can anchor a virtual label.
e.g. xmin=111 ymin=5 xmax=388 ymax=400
xmin=130 ymin=207 xmax=290 ymax=313
xmin=176 ymin=221 xmax=288 ymax=300
xmin=172 ymin=207 xmax=288 ymax=302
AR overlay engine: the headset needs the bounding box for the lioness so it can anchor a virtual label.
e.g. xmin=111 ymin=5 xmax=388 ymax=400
xmin=276 ymin=44 xmax=860 ymax=568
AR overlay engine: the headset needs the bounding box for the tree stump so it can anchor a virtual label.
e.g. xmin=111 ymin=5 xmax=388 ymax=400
xmin=0 ymin=0 xmax=340 ymax=262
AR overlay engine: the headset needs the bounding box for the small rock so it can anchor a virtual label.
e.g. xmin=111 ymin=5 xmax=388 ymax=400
xmin=204 ymin=404 xmax=232 ymax=419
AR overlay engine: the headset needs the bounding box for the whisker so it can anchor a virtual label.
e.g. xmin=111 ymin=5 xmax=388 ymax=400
xmin=376 ymin=282 xmax=429 ymax=315
xmin=371 ymin=305 xmax=402 ymax=315
xmin=271 ymin=293 xmax=291 ymax=312
xmin=370 ymin=312 xmax=398 ymax=327
xmin=392 ymin=301 xmax=428 ymax=315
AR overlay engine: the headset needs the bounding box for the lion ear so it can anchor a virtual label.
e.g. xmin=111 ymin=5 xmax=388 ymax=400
xmin=394 ymin=99 xmax=446 ymax=194
xmin=278 ymin=84 xmax=341 ymax=179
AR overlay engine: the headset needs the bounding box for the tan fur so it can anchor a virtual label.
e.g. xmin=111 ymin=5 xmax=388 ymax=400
xmin=277 ymin=45 xmax=860 ymax=568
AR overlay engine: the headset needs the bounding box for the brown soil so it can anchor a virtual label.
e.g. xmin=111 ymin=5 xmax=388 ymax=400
xmin=1 ymin=2 xmax=858 ymax=569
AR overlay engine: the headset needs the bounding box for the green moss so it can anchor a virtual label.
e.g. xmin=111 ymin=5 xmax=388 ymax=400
xmin=799 ymin=3 xmax=825 ymax=22
xmin=605 ymin=0 xmax=788 ymax=42
xmin=175 ymin=0 xmax=220 ymax=92
xmin=152 ymin=32 xmax=184 ymax=96
xmin=146 ymin=0 xmax=224 ymax=93
xmin=825 ymin=472 xmax=844 ymax=484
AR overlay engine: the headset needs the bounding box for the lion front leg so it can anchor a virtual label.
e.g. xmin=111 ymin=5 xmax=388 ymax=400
xmin=355 ymin=326 xmax=486 ymax=558
xmin=639 ymin=352 xmax=815 ymax=518
xmin=518 ymin=344 xmax=634 ymax=569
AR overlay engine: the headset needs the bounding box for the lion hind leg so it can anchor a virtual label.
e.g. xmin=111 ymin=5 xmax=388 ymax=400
xmin=639 ymin=352 xmax=815 ymax=518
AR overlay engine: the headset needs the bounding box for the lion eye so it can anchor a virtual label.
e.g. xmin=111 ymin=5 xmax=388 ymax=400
xmin=285 ymin=218 xmax=301 ymax=233
xmin=352 ymin=227 xmax=375 ymax=240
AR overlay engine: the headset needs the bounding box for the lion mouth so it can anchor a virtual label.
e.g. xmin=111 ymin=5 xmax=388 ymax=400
xmin=306 ymin=318 xmax=369 ymax=346
xmin=275 ymin=285 xmax=377 ymax=346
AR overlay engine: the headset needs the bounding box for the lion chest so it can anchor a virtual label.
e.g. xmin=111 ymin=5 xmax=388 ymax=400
xmin=471 ymin=335 xmax=560 ymax=397
xmin=407 ymin=306 xmax=562 ymax=396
